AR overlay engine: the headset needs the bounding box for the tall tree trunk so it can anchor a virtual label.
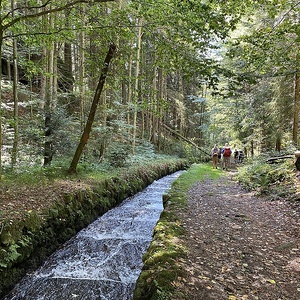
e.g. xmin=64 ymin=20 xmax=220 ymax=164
xmin=249 ymin=140 xmax=253 ymax=158
xmin=79 ymin=28 xmax=86 ymax=130
xmin=11 ymin=27 xmax=19 ymax=167
xmin=293 ymin=72 xmax=300 ymax=145
xmin=11 ymin=0 xmax=19 ymax=167
xmin=68 ymin=43 xmax=116 ymax=174
xmin=63 ymin=10 xmax=74 ymax=92
xmin=40 ymin=45 xmax=47 ymax=109
xmin=0 ymin=32 xmax=3 ymax=175
xmin=64 ymin=41 xmax=73 ymax=91
xmin=53 ymin=43 xmax=58 ymax=105
xmin=43 ymin=45 xmax=55 ymax=166
xmin=132 ymin=17 xmax=142 ymax=155
xmin=157 ymin=68 xmax=163 ymax=152
xmin=43 ymin=10 xmax=55 ymax=166
xmin=98 ymin=89 xmax=107 ymax=161
xmin=275 ymin=135 xmax=281 ymax=152
xmin=151 ymin=66 xmax=157 ymax=144
xmin=127 ymin=47 xmax=133 ymax=133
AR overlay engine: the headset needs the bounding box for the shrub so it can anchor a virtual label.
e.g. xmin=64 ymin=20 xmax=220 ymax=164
xmin=236 ymin=155 xmax=295 ymax=195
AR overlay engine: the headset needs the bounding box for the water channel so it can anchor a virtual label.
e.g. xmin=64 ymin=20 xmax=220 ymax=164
xmin=4 ymin=171 xmax=184 ymax=300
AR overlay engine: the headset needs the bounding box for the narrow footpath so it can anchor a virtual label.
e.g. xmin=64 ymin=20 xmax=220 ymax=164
xmin=172 ymin=175 xmax=300 ymax=300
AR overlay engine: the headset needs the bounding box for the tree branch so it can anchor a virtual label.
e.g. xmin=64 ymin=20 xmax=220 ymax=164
xmin=2 ymin=0 xmax=115 ymax=31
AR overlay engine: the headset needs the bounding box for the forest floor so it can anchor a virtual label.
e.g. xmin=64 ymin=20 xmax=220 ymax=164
xmin=171 ymin=172 xmax=300 ymax=300
xmin=0 ymin=179 xmax=92 ymax=223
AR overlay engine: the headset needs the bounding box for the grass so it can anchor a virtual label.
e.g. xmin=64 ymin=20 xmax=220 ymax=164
xmin=173 ymin=162 xmax=221 ymax=190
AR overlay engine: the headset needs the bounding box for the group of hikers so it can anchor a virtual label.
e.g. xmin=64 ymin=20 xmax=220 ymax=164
xmin=211 ymin=143 xmax=245 ymax=170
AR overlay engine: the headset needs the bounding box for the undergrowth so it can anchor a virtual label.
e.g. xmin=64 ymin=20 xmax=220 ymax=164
xmin=0 ymin=154 xmax=184 ymax=187
xmin=235 ymin=156 xmax=296 ymax=198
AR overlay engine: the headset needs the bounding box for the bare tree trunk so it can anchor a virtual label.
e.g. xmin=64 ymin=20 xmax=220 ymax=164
xmin=40 ymin=46 xmax=47 ymax=109
xmin=98 ymin=89 xmax=107 ymax=161
xmin=53 ymin=43 xmax=58 ymax=105
xmin=79 ymin=15 xmax=86 ymax=130
xmin=0 ymin=32 xmax=3 ymax=176
xmin=43 ymin=45 xmax=55 ymax=166
xmin=7 ymin=57 xmax=11 ymax=80
xmin=132 ymin=17 xmax=142 ymax=155
xmin=151 ymin=66 xmax=157 ymax=144
xmin=11 ymin=0 xmax=19 ymax=167
xmin=251 ymin=140 xmax=254 ymax=158
xmin=157 ymin=68 xmax=163 ymax=152
xmin=127 ymin=47 xmax=133 ymax=133
xmin=68 ymin=43 xmax=116 ymax=174
xmin=293 ymin=73 xmax=300 ymax=145
xmin=63 ymin=10 xmax=74 ymax=92
xmin=43 ymin=9 xmax=56 ymax=166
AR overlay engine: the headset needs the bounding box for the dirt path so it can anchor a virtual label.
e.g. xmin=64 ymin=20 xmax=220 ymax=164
xmin=173 ymin=175 xmax=300 ymax=300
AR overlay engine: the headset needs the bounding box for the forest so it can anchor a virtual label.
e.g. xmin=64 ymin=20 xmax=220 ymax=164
xmin=0 ymin=0 xmax=299 ymax=175
xmin=1 ymin=1 xmax=300 ymax=298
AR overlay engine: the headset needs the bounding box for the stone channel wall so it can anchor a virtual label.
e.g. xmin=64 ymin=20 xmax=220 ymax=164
xmin=0 ymin=160 xmax=188 ymax=298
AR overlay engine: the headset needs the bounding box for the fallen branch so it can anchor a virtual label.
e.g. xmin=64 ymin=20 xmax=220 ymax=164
xmin=266 ymin=155 xmax=294 ymax=164
xmin=160 ymin=123 xmax=211 ymax=156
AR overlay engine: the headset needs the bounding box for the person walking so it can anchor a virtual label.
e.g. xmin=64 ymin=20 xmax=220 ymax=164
xmin=233 ymin=149 xmax=239 ymax=164
xmin=211 ymin=144 xmax=219 ymax=169
xmin=222 ymin=143 xmax=232 ymax=170
xmin=238 ymin=150 xmax=245 ymax=163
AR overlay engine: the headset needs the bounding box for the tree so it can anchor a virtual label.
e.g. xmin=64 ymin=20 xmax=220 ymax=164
xmin=0 ymin=0 xmax=115 ymax=174
xmin=68 ymin=43 xmax=116 ymax=174
xmin=0 ymin=0 xmax=254 ymax=171
xmin=210 ymin=1 xmax=300 ymax=153
xmin=11 ymin=0 xmax=19 ymax=167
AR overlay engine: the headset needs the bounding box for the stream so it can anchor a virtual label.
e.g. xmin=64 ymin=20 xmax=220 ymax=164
xmin=3 ymin=171 xmax=184 ymax=300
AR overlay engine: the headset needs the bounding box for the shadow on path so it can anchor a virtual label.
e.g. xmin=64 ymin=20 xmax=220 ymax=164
xmin=173 ymin=175 xmax=300 ymax=300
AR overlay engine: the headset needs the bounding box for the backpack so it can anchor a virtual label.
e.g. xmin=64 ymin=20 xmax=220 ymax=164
xmin=212 ymin=148 xmax=218 ymax=156
xmin=223 ymin=147 xmax=231 ymax=157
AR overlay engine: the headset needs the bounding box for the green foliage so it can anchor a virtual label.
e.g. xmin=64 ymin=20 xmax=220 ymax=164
xmin=235 ymin=156 xmax=295 ymax=195
xmin=0 ymin=235 xmax=32 ymax=269
xmin=0 ymin=244 xmax=21 ymax=268
xmin=206 ymin=0 xmax=300 ymax=153
xmin=0 ymin=0 xmax=296 ymax=187
xmin=160 ymin=139 xmax=208 ymax=163
xmin=0 ymin=152 xmax=186 ymax=189
xmin=104 ymin=142 xmax=131 ymax=168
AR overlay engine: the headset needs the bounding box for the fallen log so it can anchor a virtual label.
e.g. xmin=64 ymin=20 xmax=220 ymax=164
xmin=266 ymin=155 xmax=294 ymax=164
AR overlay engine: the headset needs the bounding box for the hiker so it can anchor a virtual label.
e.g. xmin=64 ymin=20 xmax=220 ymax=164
xmin=233 ymin=149 xmax=239 ymax=164
xmin=211 ymin=144 xmax=219 ymax=169
xmin=238 ymin=150 xmax=245 ymax=163
xmin=222 ymin=143 xmax=232 ymax=170
xmin=218 ymin=148 xmax=222 ymax=160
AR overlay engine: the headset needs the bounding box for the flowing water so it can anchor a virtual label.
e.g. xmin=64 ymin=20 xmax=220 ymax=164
xmin=4 ymin=171 xmax=184 ymax=300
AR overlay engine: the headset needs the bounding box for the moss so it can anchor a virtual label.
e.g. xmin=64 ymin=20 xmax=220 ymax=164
xmin=0 ymin=159 xmax=189 ymax=298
